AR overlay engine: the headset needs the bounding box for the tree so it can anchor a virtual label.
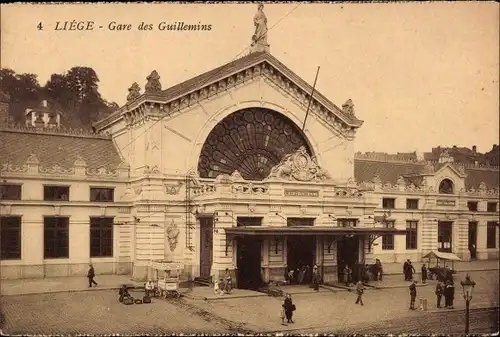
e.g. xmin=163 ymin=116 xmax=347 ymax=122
xmin=0 ymin=68 xmax=42 ymax=122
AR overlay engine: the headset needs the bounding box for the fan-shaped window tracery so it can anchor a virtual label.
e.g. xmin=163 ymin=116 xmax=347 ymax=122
xmin=198 ymin=108 xmax=312 ymax=180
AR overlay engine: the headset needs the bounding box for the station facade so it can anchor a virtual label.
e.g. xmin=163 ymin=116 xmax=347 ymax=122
xmin=1 ymin=45 xmax=498 ymax=286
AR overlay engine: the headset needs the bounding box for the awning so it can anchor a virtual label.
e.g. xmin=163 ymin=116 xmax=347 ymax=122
xmin=422 ymin=250 xmax=461 ymax=261
xmin=224 ymin=226 xmax=407 ymax=237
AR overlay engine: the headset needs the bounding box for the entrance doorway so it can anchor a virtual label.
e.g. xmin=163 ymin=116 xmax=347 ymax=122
xmin=287 ymin=236 xmax=316 ymax=284
xmin=199 ymin=217 xmax=213 ymax=279
xmin=236 ymin=236 xmax=262 ymax=289
xmin=337 ymin=235 xmax=360 ymax=282
xmin=438 ymin=221 xmax=453 ymax=253
xmin=468 ymin=222 xmax=478 ymax=259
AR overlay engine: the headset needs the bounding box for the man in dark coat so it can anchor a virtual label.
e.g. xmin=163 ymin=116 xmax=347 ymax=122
xmin=435 ymin=280 xmax=444 ymax=308
xmin=311 ymin=265 xmax=320 ymax=291
xmin=403 ymin=260 xmax=409 ymax=281
xmin=407 ymin=260 xmax=416 ymax=281
xmin=87 ymin=264 xmax=98 ymax=287
xmin=421 ymin=264 xmax=428 ymax=284
xmin=448 ymin=281 xmax=455 ymax=309
xmin=355 ymin=281 xmax=364 ymax=306
xmin=409 ymin=280 xmax=417 ymax=310
xmin=282 ymin=293 xmax=295 ymax=323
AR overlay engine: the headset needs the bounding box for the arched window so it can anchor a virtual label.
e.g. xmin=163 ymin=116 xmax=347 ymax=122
xmin=438 ymin=179 xmax=454 ymax=194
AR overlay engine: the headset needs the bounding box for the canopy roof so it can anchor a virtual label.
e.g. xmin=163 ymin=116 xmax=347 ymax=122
xmin=422 ymin=250 xmax=461 ymax=261
xmin=224 ymin=226 xmax=407 ymax=237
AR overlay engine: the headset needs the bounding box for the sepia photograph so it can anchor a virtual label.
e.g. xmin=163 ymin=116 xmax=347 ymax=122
xmin=0 ymin=2 xmax=498 ymax=335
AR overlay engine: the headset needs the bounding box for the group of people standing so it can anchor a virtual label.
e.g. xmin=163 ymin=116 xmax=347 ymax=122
xmin=435 ymin=279 xmax=455 ymax=309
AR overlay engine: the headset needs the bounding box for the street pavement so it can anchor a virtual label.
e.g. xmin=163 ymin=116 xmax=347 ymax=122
xmin=0 ymin=289 xmax=237 ymax=335
xmin=182 ymin=270 xmax=499 ymax=334
xmin=0 ymin=269 xmax=497 ymax=335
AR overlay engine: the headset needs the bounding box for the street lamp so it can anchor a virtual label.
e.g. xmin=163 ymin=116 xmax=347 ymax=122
xmin=460 ymin=274 xmax=476 ymax=334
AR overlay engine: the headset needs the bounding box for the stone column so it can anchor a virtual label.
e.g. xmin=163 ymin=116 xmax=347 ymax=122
xmin=476 ymin=220 xmax=488 ymax=260
xmin=453 ymin=218 xmax=470 ymax=260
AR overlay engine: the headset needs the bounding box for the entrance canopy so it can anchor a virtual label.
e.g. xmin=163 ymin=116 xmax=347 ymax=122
xmin=224 ymin=226 xmax=407 ymax=237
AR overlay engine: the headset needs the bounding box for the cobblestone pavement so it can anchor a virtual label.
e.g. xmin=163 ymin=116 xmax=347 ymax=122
xmin=0 ymin=289 xmax=238 ymax=335
xmin=322 ymin=307 xmax=499 ymax=334
xmin=0 ymin=270 xmax=497 ymax=335
xmin=183 ymin=270 xmax=499 ymax=333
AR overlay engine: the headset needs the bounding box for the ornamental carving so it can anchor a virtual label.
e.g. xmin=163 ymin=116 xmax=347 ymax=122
xmin=145 ymin=71 xmax=162 ymax=93
xmin=26 ymin=153 xmax=40 ymax=165
xmin=39 ymin=165 xmax=75 ymax=175
xmin=342 ymin=99 xmax=355 ymax=115
xmin=165 ymin=182 xmax=183 ymax=195
xmin=127 ymin=82 xmax=141 ymax=102
xmin=266 ymin=146 xmax=331 ymax=182
xmin=86 ymin=167 xmax=119 ymax=177
xmin=166 ymin=220 xmax=180 ymax=252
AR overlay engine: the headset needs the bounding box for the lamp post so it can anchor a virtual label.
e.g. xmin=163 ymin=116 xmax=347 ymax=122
xmin=460 ymin=274 xmax=476 ymax=335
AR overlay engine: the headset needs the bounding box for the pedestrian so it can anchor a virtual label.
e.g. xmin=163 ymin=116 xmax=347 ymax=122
xmin=407 ymin=260 xmax=416 ymax=281
xmin=311 ymin=265 xmax=320 ymax=291
xmin=343 ymin=265 xmax=352 ymax=286
xmin=448 ymin=281 xmax=455 ymax=309
xmin=375 ymin=259 xmax=383 ymax=281
xmin=409 ymin=280 xmax=417 ymax=310
xmin=403 ymin=260 xmax=409 ymax=281
xmin=282 ymin=293 xmax=295 ymax=324
xmin=421 ymin=264 xmax=428 ymax=284
xmin=223 ymin=268 xmax=232 ymax=294
xmin=435 ymin=280 xmax=444 ymax=308
xmin=444 ymin=280 xmax=453 ymax=308
xmin=355 ymin=280 xmax=364 ymax=306
xmin=87 ymin=264 xmax=98 ymax=287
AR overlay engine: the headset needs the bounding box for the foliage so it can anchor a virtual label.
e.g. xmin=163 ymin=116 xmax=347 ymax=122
xmin=0 ymin=67 xmax=119 ymax=128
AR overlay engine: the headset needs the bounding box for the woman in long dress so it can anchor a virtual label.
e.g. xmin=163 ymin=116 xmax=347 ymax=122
xmin=252 ymin=4 xmax=268 ymax=48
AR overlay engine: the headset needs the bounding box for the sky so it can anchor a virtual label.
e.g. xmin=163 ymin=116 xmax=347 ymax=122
xmin=1 ymin=2 xmax=499 ymax=154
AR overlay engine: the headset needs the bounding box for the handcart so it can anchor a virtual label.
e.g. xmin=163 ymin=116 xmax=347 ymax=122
xmin=422 ymin=250 xmax=461 ymax=281
xmin=151 ymin=260 xmax=183 ymax=299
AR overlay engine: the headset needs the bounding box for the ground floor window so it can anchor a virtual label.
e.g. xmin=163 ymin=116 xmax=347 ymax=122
xmin=406 ymin=221 xmax=418 ymax=250
xmin=90 ymin=217 xmax=114 ymax=257
xmin=44 ymin=217 xmax=69 ymax=259
xmin=438 ymin=221 xmax=453 ymax=253
xmin=287 ymin=218 xmax=315 ymax=226
xmin=236 ymin=217 xmax=263 ymax=227
xmin=382 ymin=220 xmax=395 ymax=250
xmin=0 ymin=216 xmax=21 ymax=260
xmin=487 ymin=222 xmax=497 ymax=249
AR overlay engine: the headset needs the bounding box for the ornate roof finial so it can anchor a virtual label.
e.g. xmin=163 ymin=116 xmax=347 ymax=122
xmin=145 ymin=70 xmax=162 ymax=93
xmin=342 ymin=99 xmax=355 ymax=115
xmin=250 ymin=3 xmax=270 ymax=54
xmin=127 ymin=82 xmax=141 ymax=102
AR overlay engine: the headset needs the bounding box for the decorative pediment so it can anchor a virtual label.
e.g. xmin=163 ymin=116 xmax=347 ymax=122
xmin=96 ymin=53 xmax=363 ymax=137
xmin=265 ymin=146 xmax=331 ymax=182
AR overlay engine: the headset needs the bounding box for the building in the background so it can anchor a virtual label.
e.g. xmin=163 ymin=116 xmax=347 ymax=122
xmin=25 ymin=100 xmax=63 ymax=129
xmin=1 ymin=5 xmax=498 ymax=285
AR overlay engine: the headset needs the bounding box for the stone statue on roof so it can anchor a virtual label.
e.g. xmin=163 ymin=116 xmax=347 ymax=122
xmin=342 ymin=99 xmax=355 ymax=115
xmin=145 ymin=70 xmax=162 ymax=93
xmin=127 ymin=83 xmax=141 ymax=102
xmin=250 ymin=4 xmax=270 ymax=54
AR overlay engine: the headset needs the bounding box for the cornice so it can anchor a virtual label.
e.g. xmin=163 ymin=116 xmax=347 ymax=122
xmin=94 ymin=56 xmax=363 ymax=138
xmin=0 ymin=125 xmax=112 ymax=139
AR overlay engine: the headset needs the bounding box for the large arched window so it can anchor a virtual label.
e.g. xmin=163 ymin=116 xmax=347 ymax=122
xmin=438 ymin=179 xmax=454 ymax=194
xmin=197 ymin=108 xmax=312 ymax=180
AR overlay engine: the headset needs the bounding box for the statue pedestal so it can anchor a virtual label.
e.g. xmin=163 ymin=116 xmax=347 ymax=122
xmin=250 ymin=43 xmax=270 ymax=54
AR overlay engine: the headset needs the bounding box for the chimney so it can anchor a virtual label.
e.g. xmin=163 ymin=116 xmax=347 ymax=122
xmin=472 ymin=145 xmax=477 ymax=154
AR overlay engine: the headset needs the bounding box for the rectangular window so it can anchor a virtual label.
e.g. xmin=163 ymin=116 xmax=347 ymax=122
xmin=382 ymin=198 xmax=396 ymax=209
xmin=337 ymin=218 xmax=358 ymax=228
xmin=382 ymin=220 xmax=395 ymax=250
xmin=44 ymin=186 xmax=69 ymax=201
xmin=406 ymin=199 xmax=419 ymax=210
xmin=90 ymin=217 xmax=114 ymax=257
xmin=0 ymin=216 xmax=22 ymax=260
xmin=487 ymin=202 xmax=498 ymax=213
xmin=438 ymin=221 xmax=453 ymax=253
xmin=90 ymin=187 xmax=115 ymax=202
xmin=487 ymin=222 xmax=497 ymax=249
xmin=406 ymin=221 xmax=418 ymax=250
xmin=0 ymin=184 xmax=22 ymax=200
xmin=236 ymin=217 xmax=263 ymax=227
xmin=287 ymin=218 xmax=315 ymax=226
xmin=467 ymin=201 xmax=478 ymax=212
xmin=44 ymin=217 xmax=69 ymax=258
